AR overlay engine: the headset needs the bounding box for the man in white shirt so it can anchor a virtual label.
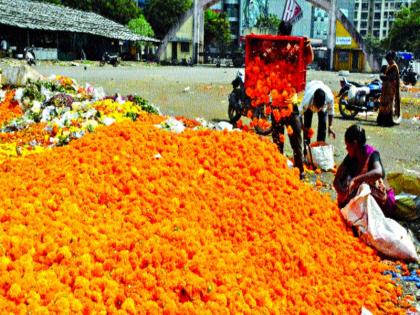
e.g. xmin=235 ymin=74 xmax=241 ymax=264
xmin=299 ymin=80 xmax=336 ymax=143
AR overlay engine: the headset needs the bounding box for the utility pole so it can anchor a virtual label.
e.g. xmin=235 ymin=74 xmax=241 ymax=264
xmin=193 ymin=0 xmax=199 ymax=64
xmin=328 ymin=0 xmax=336 ymax=70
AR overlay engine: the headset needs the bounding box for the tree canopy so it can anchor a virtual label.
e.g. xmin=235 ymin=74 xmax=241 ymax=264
xmin=37 ymin=0 xmax=141 ymax=25
xmin=386 ymin=0 xmax=420 ymax=54
xmin=128 ymin=14 xmax=155 ymax=38
xmin=255 ymin=14 xmax=281 ymax=33
xmin=144 ymin=0 xmax=193 ymax=39
xmin=204 ymin=9 xmax=232 ymax=50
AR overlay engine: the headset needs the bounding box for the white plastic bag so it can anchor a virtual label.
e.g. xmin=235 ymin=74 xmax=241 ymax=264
xmin=307 ymin=143 xmax=335 ymax=171
xmin=341 ymin=184 xmax=418 ymax=261
xmin=215 ymin=121 xmax=233 ymax=131
xmin=155 ymin=117 xmax=185 ymax=133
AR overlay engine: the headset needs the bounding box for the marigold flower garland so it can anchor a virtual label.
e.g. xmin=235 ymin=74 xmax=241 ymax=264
xmin=0 ymin=115 xmax=412 ymax=314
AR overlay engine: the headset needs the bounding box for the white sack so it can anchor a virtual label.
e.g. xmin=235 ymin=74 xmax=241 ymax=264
xmin=341 ymin=184 xmax=418 ymax=261
xmin=307 ymin=143 xmax=335 ymax=171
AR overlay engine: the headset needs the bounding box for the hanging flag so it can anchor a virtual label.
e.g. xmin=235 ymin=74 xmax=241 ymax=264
xmin=282 ymin=0 xmax=303 ymax=24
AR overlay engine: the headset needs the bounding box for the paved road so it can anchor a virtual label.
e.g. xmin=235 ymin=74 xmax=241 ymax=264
xmin=33 ymin=64 xmax=420 ymax=173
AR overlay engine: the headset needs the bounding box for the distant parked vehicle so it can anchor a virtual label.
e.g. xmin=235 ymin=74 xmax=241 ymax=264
xmin=100 ymin=51 xmax=120 ymax=67
xmin=400 ymin=61 xmax=418 ymax=86
xmin=337 ymin=77 xmax=383 ymax=120
xmin=396 ymin=51 xmax=418 ymax=86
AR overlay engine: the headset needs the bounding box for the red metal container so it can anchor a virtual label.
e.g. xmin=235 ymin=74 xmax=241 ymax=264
xmin=245 ymin=34 xmax=307 ymax=93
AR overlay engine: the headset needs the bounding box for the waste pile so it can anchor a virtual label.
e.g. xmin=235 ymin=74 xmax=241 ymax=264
xmin=0 ymin=71 xmax=416 ymax=314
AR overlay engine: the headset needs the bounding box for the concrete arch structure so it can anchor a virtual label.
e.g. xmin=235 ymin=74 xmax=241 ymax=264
xmin=157 ymin=0 xmax=379 ymax=71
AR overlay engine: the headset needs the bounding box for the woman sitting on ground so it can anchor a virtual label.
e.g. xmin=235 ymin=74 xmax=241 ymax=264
xmin=333 ymin=124 xmax=395 ymax=217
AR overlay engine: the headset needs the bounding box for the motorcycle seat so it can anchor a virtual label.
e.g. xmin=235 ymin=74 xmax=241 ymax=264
xmin=356 ymin=86 xmax=370 ymax=95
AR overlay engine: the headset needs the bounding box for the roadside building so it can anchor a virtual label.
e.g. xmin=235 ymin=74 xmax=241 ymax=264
xmin=309 ymin=0 xmax=356 ymax=70
xmin=161 ymin=16 xmax=195 ymax=64
xmin=311 ymin=0 xmax=355 ymax=41
xmin=334 ymin=20 xmax=365 ymax=71
xmin=0 ymin=0 xmax=158 ymax=61
xmin=353 ymin=0 xmax=414 ymax=39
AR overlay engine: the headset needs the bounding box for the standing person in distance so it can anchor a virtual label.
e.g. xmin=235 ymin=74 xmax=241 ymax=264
xmin=378 ymin=50 xmax=400 ymax=126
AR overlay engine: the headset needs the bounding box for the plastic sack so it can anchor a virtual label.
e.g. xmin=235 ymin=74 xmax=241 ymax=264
xmin=307 ymin=142 xmax=335 ymax=171
xmin=155 ymin=117 xmax=185 ymax=133
xmin=341 ymin=184 xmax=418 ymax=261
xmin=387 ymin=171 xmax=420 ymax=195
xmin=394 ymin=193 xmax=420 ymax=221
xmin=215 ymin=121 xmax=233 ymax=131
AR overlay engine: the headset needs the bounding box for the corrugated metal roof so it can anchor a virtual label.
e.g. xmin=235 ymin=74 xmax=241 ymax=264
xmin=0 ymin=0 xmax=160 ymax=43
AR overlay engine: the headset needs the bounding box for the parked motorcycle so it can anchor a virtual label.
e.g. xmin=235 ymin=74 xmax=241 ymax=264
xmin=400 ymin=61 xmax=418 ymax=86
xmin=24 ymin=47 xmax=36 ymax=66
xmin=228 ymin=70 xmax=273 ymax=135
xmin=338 ymin=77 xmax=382 ymax=119
xmin=100 ymin=51 xmax=120 ymax=67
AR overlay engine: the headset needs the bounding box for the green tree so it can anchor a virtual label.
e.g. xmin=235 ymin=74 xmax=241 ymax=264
xmin=363 ymin=35 xmax=386 ymax=54
xmin=204 ymin=10 xmax=232 ymax=53
xmin=128 ymin=15 xmax=155 ymax=38
xmin=386 ymin=0 xmax=420 ymax=54
xmin=255 ymin=14 xmax=281 ymax=33
xmin=363 ymin=35 xmax=386 ymax=66
xmin=144 ymin=0 xmax=193 ymax=39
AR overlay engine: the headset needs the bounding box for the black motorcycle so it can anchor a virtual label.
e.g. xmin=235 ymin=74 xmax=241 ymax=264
xmin=337 ymin=77 xmax=383 ymax=120
xmin=228 ymin=71 xmax=273 ymax=135
xmin=100 ymin=52 xmax=120 ymax=67
xmin=400 ymin=61 xmax=418 ymax=86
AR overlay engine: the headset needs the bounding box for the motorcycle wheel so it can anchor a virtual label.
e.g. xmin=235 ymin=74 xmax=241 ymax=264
xmin=339 ymin=91 xmax=358 ymax=119
xmin=99 ymin=61 xmax=105 ymax=67
xmin=409 ymin=74 xmax=417 ymax=86
xmin=253 ymin=105 xmax=273 ymax=135
xmin=228 ymin=92 xmax=242 ymax=124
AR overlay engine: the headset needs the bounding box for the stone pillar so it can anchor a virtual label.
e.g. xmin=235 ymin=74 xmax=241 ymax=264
xmin=328 ymin=0 xmax=336 ymax=70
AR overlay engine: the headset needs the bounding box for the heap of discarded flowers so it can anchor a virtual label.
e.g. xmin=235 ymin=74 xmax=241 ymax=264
xmin=0 ymin=113 xmax=413 ymax=314
xmin=0 ymin=76 xmax=161 ymax=160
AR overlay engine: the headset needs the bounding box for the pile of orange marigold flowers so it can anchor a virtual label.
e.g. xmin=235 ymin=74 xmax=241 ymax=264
xmin=0 ymin=112 xmax=412 ymax=314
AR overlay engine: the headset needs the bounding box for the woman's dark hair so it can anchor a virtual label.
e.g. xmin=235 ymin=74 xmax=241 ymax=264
xmin=345 ymin=124 xmax=366 ymax=146
xmin=385 ymin=50 xmax=396 ymax=61
xmin=313 ymin=89 xmax=326 ymax=109
xmin=277 ymin=21 xmax=292 ymax=35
